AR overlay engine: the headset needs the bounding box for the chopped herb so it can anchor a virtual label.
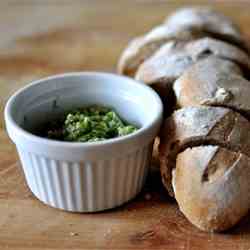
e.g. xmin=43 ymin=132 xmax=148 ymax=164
xmin=42 ymin=105 xmax=138 ymax=142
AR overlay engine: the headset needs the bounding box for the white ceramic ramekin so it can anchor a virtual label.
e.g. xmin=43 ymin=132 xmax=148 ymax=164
xmin=4 ymin=72 xmax=163 ymax=212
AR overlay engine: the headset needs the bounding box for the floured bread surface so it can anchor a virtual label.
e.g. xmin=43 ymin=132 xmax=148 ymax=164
xmin=118 ymin=7 xmax=248 ymax=78
xmin=117 ymin=6 xmax=250 ymax=232
xmin=159 ymin=106 xmax=250 ymax=196
xmin=135 ymin=38 xmax=249 ymax=86
xmin=117 ymin=25 xmax=204 ymax=77
xmin=165 ymin=6 xmax=247 ymax=50
xmin=135 ymin=40 xmax=192 ymax=85
xmin=173 ymin=145 xmax=250 ymax=232
xmin=174 ymin=57 xmax=250 ymax=119
xmin=159 ymin=106 xmax=227 ymax=195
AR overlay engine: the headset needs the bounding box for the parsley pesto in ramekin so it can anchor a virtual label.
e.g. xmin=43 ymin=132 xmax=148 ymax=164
xmin=41 ymin=105 xmax=138 ymax=142
xmin=5 ymin=72 xmax=163 ymax=212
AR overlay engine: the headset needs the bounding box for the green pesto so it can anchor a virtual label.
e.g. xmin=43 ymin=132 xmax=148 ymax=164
xmin=46 ymin=105 xmax=138 ymax=142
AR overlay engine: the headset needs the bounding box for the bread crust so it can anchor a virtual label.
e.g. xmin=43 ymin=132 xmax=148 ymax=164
xmin=174 ymin=57 xmax=250 ymax=119
xmin=173 ymin=145 xmax=250 ymax=232
xmin=159 ymin=106 xmax=250 ymax=196
xmin=118 ymin=6 xmax=250 ymax=232
xmin=117 ymin=25 xmax=204 ymax=77
xmin=135 ymin=38 xmax=249 ymax=85
xmin=165 ymin=6 xmax=248 ymax=51
xmin=118 ymin=7 xmax=249 ymax=78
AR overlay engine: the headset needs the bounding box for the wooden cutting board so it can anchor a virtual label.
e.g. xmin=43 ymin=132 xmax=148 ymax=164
xmin=1 ymin=1 xmax=250 ymax=249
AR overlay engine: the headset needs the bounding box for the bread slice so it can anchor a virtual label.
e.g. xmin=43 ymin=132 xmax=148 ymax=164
xmin=118 ymin=7 xmax=248 ymax=78
xmin=165 ymin=6 xmax=248 ymax=51
xmin=173 ymin=145 xmax=250 ymax=232
xmin=159 ymin=106 xmax=250 ymax=196
xmin=135 ymin=38 xmax=249 ymax=85
xmin=174 ymin=57 xmax=250 ymax=119
xmin=117 ymin=25 xmax=204 ymax=77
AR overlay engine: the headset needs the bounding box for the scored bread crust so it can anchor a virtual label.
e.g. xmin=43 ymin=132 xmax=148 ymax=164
xmin=118 ymin=6 xmax=250 ymax=232
xmin=174 ymin=57 xmax=250 ymax=119
xmin=159 ymin=106 xmax=250 ymax=196
xmin=165 ymin=6 xmax=248 ymax=51
xmin=118 ymin=6 xmax=249 ymax=78
xmin=117 ymin=25 xmax=204 ymax=77
xmin=173 ymin=145 xmax=250 ymax=232
xmin=135 ymin=38 xmax=249 ymax=86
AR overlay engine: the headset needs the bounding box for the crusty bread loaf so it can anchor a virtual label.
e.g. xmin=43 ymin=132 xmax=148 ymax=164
xmin=118 ymin=6 xmax=250 ymax=232
xmin=174 ymin=57 xmax=250 ymax=119
xmin=135 ymin=38 xmax=250 ymax=86
xmin=117 ymin=25 xmax=204 ymax=77
xmin=134 ymin=40 xmax=250 ymax=117
xmin=159 ymin=106 xmax=250 ymax=196
xmin=118 ymin=6 xmax=249 ymax=78
xmin=173 ymin=146 xmax=250 ymax=232
xmin=165 ymin=6 xmax=248 ymax=51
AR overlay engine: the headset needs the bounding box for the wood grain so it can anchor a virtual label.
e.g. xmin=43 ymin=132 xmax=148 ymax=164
xmin=1 ymin=1 xmax=250 ymax=249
